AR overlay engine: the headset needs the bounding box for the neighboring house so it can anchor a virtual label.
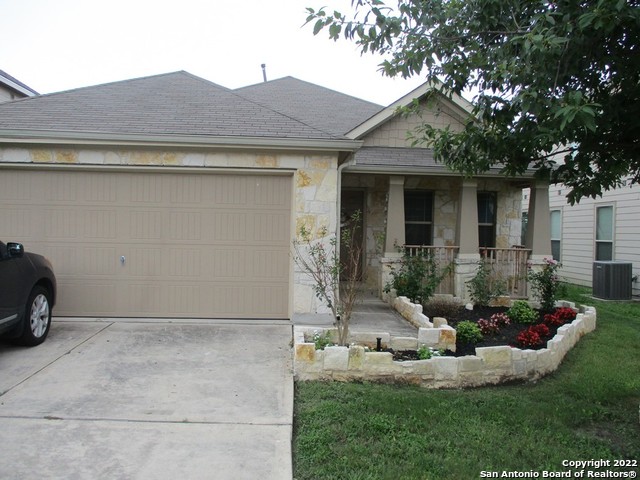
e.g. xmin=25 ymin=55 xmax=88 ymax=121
xmin=0 ymin=70 xmax=38 ymax=103
xmin=523 ymin=182 xmax=639 ymax=297
xmin=0 ymin=71 xmax=552 ymax=320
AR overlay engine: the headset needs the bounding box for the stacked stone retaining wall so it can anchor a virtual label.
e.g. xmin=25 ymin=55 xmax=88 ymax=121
xmin=294 ymin=302 xmax=596 ymax=388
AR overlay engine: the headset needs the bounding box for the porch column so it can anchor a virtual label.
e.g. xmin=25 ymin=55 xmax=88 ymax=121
xmin=456 ymin=179 xmax=480 ymax=257
xmin=380 ymin=176 xmax=405 ymax=299
xmin=454 ymin=179 xmax=481 ymax=299
xmin=384 ymin=175 xmax=405 ymax=256
xmin=525 ymin=180 xmax=552 ymax=260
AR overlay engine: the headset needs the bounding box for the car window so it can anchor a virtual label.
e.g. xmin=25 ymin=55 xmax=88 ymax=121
xmin=0 ymin=242 xmax=7 ymax=260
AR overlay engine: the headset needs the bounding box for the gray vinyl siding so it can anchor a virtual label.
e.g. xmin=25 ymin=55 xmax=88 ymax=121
xmin=548 ymin=182 xmax=640 ymax=296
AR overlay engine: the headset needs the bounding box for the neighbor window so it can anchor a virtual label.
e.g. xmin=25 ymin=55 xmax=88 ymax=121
xmin=404 ymin=190 xmax=433 ymax=245
xmin=477 ymin=192 xmax=497 ymax=248
xmin=550 ymin=210 xmax=561 ymax=261
xmin=595 ymin=205 xmax=614 ymax=261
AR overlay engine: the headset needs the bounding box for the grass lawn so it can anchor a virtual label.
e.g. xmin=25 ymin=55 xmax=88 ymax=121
xmin=293 ymin=285 xmax=640 ymax=479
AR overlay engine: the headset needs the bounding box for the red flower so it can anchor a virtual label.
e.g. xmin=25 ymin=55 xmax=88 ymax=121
xmin=530 ymin=323 xmax=550 ymax=338
xmin=516 ymin=328 xmax=543 ymax=348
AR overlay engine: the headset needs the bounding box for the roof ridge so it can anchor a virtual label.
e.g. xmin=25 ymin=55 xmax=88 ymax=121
xmin=236 ymin=75 xmax=382 ymax=108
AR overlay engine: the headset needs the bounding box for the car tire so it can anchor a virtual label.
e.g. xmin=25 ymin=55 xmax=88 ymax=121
xmin=17 ymin=286 xmax=52 ymax=346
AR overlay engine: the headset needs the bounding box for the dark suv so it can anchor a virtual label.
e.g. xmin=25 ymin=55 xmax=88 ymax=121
xmin=0 ymin=241 xmax=56 ymax=346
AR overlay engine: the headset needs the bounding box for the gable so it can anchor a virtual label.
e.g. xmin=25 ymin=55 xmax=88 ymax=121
xmin=361 ymin=97 xmax=466 ymax=148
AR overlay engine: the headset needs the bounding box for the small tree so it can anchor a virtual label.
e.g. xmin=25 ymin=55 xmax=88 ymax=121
xmin=384 ymin=247 xmax=451 ymax=305
xmin=292 ymin=212 xmax=363 ymax=346
xmin=466 ymin=258 xmax=506 ymax=307
xmin=528 ymin=258 xmax=561 ymax=311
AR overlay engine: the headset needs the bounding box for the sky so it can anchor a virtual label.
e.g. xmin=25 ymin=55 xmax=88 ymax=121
xmin=1 ymin=0 xmax=428 ymax=106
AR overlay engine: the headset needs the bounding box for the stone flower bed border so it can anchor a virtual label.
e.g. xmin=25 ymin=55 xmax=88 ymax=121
xmin=293 ymin=297 xmax=596 ymax=388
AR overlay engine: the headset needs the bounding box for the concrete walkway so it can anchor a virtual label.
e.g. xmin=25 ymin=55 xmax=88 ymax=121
xmin=293 ymin=292 xmax=418 ymax=337
xmin=0 ymin=319 xmax=293 ymax=480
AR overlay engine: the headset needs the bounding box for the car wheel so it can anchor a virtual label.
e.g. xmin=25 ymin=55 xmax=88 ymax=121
xmin=18 ymin=286 xmax=52 ymax=346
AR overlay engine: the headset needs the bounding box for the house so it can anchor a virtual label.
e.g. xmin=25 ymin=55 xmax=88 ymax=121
xmin=522 ymin=181 xmax=639 ymax=297
xmin=0 ymin=71 xmax=552 ymax=320
xmin=0 ymin=70 xmax=38 ymax=103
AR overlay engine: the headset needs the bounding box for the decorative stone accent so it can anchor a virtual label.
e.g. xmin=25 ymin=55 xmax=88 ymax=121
xmin=433 ymin=317 xmax=448 ymax=327
xmin=293 ymin=303 xmax=597 ymax=388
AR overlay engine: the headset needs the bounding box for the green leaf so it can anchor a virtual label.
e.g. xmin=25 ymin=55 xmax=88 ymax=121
xmin=313 ymin=19 xmax=325 ymax=35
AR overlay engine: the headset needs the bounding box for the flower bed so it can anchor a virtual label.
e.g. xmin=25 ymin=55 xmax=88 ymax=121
xmin=293 ymin=301 xmax=596 ymax=388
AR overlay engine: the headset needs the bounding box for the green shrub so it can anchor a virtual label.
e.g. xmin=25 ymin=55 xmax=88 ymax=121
xmin=312 ymin=330 xmax=333 ymax=350
xmin=417 ymin=345 xmax=444 ymax=360
xmin=507 ymin=300 xmax=538 ymax=324
xmin=384 ymin=248 xmax=450 ymax=304
xmin=455 ymin=320 xmax=484 ymax=345
xmin=466 ymin=258 xmax=506 ymax=306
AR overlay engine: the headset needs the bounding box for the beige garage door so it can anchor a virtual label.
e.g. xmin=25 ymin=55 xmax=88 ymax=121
xmin=0 ymin=168 xmax=292 ymax=319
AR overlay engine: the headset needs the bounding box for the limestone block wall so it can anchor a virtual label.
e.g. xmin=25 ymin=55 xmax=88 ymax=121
xmin=294 ymin=302 xmax=596 ymax=388
xmin=0 ymin=145 xmax=339 ymax=315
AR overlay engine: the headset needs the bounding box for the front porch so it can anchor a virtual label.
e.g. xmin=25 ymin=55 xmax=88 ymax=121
xmin=340 ymin=173 xmax=553 ymax=303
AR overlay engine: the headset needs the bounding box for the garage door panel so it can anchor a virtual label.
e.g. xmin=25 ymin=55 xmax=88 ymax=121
xmin=0 ymin=170 xmax=291 ymax=319
xmin=56 ymin=281 xmax=118 ymax=316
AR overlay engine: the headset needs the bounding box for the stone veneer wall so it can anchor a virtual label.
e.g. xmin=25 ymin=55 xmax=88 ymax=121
xmin=0 ymin=146 xmax=339 ymax=314
xmin=294 ymin=301 xmax=596 ymax=388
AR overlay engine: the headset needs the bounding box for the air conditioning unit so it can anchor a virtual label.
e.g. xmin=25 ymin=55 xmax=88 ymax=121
xmin=593 ymin=261 xmax=632 ymax=300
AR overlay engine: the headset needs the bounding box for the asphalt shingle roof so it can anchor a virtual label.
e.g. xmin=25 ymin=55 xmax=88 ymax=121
xmin=354 ymin=146 xmax=438 ymax=168
xmin=235 ymin=77 xmax=382 ymax=137
xmin=0 ymin=71 xmax=343 ymax=140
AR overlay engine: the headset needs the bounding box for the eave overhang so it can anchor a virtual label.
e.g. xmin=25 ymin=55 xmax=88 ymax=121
xmin=0 ymin=129 xmax=363 ymax=152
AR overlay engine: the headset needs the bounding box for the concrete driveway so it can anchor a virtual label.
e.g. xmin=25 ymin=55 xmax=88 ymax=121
xmin=0 ymin=319 xmax=293 ymax=480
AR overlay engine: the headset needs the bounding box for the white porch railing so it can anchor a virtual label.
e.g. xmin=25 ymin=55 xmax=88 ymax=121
xmin=404 ymin=245 xmax=459 ymax=295
xmin=481 ymin=247 xmax=531 ymax=298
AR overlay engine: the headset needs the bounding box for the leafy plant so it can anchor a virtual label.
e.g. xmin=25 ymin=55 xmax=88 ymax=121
xmin=530 ymin=323 xmax=550 ymax=339
xmin=544 ymin=307 xmax=576 ymax=327
xmin=312 ymin=330 xmax=332 ymax=350
xmin=384 ymin=248 xmax=451 ymax=304
xmin=466 ymin=258 xmax=506 ymax=307
xmin=528 ymin=258 xmax=562 ymax=311
xmin=507 ymin=300 xmax=538 ymax=324
xmin=417 ymin=345 xmax=444 ymax=360
xmin=293 ymin=211 xmax=363 ymax=345
xmin=455 ymin=320 xmax=483 ymax=345
xmin=477 ymin=312 xmax=512 ymax=336
xmin=516 ymin=328 xmax=543 ymax=349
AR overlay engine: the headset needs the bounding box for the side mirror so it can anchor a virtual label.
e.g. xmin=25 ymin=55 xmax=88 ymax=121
xmin=7 ymin=242 xmax=24 ymax=258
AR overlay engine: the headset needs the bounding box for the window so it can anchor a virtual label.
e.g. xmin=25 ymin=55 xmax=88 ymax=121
xmin=595 ymin=205 xmax=614 ymax=261
xmin=521 ymin=211 xmax=528 ymax=245
xmin=477 ymin=192 xmax=496 ymax=248
xmin=404 ymin=191 xmax=433 ymax=245
xmin=550 ymin=210 xmax=561 ymax=261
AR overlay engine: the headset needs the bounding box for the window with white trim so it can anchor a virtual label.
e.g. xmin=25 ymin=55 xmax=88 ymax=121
xmin=595 ymin=205 xmax=614 ymax=261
